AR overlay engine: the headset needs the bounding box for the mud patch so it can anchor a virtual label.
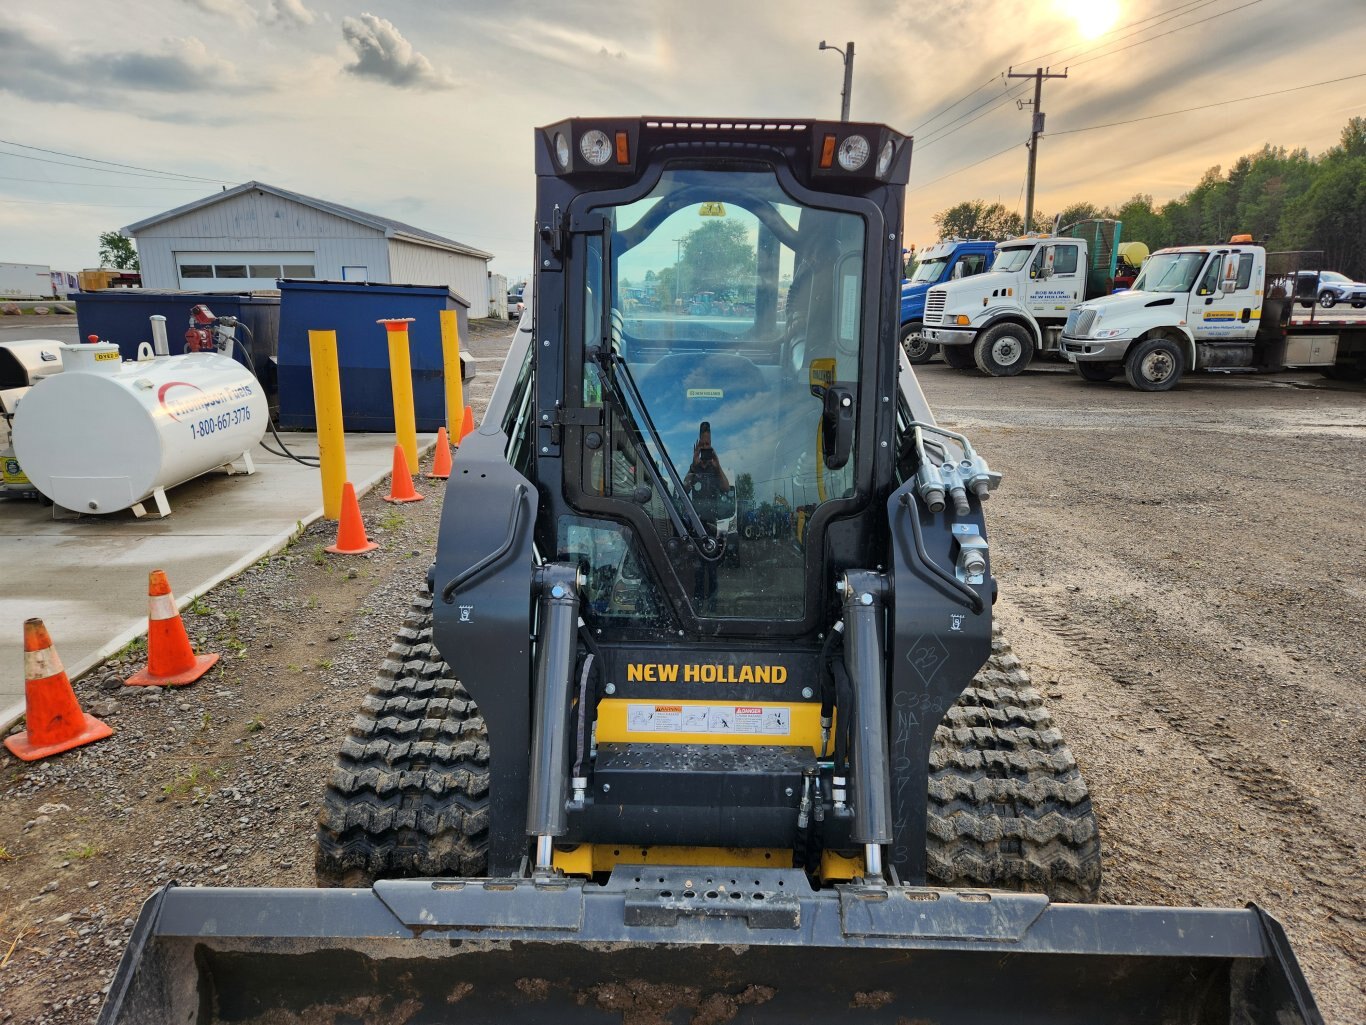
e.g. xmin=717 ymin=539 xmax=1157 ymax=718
xmin=690 ymin=984 xmax=776 ymax=1025
xmin=514 ymin=977 xmax=551 ymax=1001
xmin=446 ymin=981 xmax=474 ymax=1004
xmin=852 ymin=990 xmax=894 ymax=1010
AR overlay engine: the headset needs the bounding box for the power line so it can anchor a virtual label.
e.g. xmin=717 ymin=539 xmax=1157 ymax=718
xmin=1046 ymin=71 xmax=1366 ymax=136
xmin=0 ymin=147 xmax=228 ymax=184
xmin=1014 ymin=0 xmax=1222 ymax=70
xmin=0 ymin=197 xmax=169 ymax=209
xmin=0 ymin=174 xmax=207 ymax=191
xmin=908 ymin=140 xmax=1026 ymax=193
xmin=1068 ymin=0 xmax=1269 ymax=68
xmin=908 ymin=76 xmax=1001 ymax=137
xmin=0 ymin=138 xmax=229 ymax=184
xmin=918 ymin=82 xmax=1031 ymax=148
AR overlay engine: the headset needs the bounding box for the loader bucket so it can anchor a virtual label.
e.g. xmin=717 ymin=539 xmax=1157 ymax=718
xmin=100 ymin=870 xmax=1321 ymax=1025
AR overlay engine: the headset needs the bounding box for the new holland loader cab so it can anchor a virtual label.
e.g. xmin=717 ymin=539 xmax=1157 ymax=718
xmin=99 ymin=118 xmax=1321 ymax=1025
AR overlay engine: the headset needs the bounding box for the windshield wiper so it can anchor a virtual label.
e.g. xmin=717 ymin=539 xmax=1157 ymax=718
xmin=590 ymin=347 xmax=722 ymax=560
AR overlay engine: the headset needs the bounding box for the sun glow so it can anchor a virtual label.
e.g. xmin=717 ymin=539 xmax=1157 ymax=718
xmin=1056 ymin=0 xmax=1122 ymax=40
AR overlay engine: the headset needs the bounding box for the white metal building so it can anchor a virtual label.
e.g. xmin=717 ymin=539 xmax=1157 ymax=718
xmin=123 ymin=182 xmax=494 ymax=317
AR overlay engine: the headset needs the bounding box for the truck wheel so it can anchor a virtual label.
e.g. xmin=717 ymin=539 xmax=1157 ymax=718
xmin=928 ymin=631 xmax=1102 ymax=903
xmin=1124 ymin=337 xmax=1184 ymax=392
xmin=939 ymin=344 xmax=977 ymax=370
xmin=1320 ymin=364 xmax=1366 ymax=382
xmin=973 ymin=323 xmax=1034 ymax=376
xmin=1318 ymin=291 xmax=1337 ymax=309
xmin=316 ymin=586 xmax=489 ymax=886
xmin=1075 ymin=362 xmax=1119 ymax=382
xmin=900 ymin=322 xmax=933 ymax=364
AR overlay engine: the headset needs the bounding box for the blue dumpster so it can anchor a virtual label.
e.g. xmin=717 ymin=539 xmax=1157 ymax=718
xmin=73 ymin=290 xmax=280 ymax=393
xmin=276 ymin=280 xmax=470 ymax=432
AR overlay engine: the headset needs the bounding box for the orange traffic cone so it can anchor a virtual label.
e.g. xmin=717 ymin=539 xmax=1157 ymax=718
xmin=5 ymin=619 xmax=113 ymax=761
xmin=125 ymin=571 xmax=219 ymax=687
xmin=459 ymin=405 xmax=475 ymax=443
xmin=384 ymin=444 xmax=424 ymax=503
xmin=427 ymin=427 xmax=453 ymax=480
xmin=327 ymin=481 xmax=378 ymax=554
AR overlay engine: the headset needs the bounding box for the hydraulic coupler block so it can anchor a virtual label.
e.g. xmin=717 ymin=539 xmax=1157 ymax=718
xmin=952 ymin=524 xmax=989 ymax=585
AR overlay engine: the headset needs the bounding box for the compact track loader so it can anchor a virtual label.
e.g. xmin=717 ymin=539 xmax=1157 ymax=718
xmin=100 ymin=117 xmax=1321 ymax=1025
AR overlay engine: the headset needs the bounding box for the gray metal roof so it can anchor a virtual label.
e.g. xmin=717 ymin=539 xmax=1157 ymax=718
xmin=122 ymin=181 xmax=494 ymax=261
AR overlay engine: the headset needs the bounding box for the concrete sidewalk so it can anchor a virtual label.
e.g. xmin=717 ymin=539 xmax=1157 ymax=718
xmin=1 ymin=432 xmax=431 ymax=732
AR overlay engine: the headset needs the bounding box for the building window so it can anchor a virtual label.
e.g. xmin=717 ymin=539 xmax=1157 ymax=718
xmin=215 ymin=265 xmax=248 ymax=279
xmin=180 ymin=265 xmax=214 ymax=279
xmin=281 ymin=265 xmax=316 ymax=277
xmin=249 ymin=264 xmax=283 ymax=278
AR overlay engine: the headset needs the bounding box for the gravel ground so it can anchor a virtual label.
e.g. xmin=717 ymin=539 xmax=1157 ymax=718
xmin=1 ymin=334 xmax=1361 ymax=1024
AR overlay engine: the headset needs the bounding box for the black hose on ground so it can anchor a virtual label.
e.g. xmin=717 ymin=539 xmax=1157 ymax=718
xmin=224 ymin=324 xmax=320 ymax=468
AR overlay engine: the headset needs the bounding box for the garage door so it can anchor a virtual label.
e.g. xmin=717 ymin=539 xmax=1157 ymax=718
xmin=175 ymin=252 xmax=317 ymax=291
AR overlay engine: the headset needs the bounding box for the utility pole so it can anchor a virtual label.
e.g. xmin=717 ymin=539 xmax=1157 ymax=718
xmin=819 ymin=40 xmax=856 ymax=120
xmin=1008 ymin=66 xmax=1068 ymax=233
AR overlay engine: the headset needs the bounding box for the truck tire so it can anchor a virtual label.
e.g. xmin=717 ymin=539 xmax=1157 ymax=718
xmin=1074 ymin=362 xmax=1120 ymax=383
xmin=939 ymin=344 xmax=977 ymax=370
xmin=927 ymin=633 xmax=1102 ymax=903
xmin=1320 ymin=364 xmax=1366 ymax=382
xmin=1318 ymin=291 xmax=1336 ymax=309
xmin=901 ymin=322 xmax=933 ymax=364
xmin=1124 ymin=337 xmax=1184 ymax=391
xmin=973 ymin=322 xmax=1034 ymax=376
xmin=316 ymin=587 xmax=489 ymax=886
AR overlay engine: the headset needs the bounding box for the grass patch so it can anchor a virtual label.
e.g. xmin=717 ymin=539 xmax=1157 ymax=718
xmin=379 ymin=510 xmax=405 ymax=531
xmin=162 ymin=765 xmax=220 ymax=797
xmin=66 ymin=843 xmax=101 ymax=860
xmin=0 ymin=845 xmax=14 ymax=861
xmin=245 ymin=718 xmax=265 ymax=734
xmin=316 ymin=657 xmax=334 ymax=670
xmin=186 ymin=595 xmax=211 ymax=616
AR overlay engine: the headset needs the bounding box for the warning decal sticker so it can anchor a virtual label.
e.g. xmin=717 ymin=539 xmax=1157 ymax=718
xmin=626 ymin=703 xmax=791 ymax=737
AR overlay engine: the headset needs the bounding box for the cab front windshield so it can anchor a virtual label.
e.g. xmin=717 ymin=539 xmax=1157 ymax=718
xmin=990 ymin=246 xmax=1033 ymax=273
xmin=1133 ymin=252 xmax=1207 ymax=293
xmin=909 ymin=256 xmax=949 ymax=284
xmin=575 ymin=168 xmax=866 ymax=623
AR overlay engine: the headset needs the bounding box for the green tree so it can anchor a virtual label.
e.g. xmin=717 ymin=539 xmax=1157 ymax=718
xmin=98 ymin=231 xmax=139 ymax=270
xmin=679 ymin=219 xmax=755 ymax=298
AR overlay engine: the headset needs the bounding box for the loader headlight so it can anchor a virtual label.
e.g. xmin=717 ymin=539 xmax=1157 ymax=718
xmin=876 ymin=139 xmax=895 ymax=176
xmin=837 ymin=134 xmax=870 ymax=171
xmin=580 ymin=129 xmax=613 ymax=166
xmin=554 ymin=132 xmax=571 ymax=169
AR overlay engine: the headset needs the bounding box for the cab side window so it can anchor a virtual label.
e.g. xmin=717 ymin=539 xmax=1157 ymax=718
xmin=1197 ymin=257 xmax=1221 ymax=296
xmin=1235 ymin=254 xmax=1254 ymax=290
xmin=1052 ymin=245 xmax=1079 ymax=276
xmin=957 ymin=254 xmax=986 ymax=277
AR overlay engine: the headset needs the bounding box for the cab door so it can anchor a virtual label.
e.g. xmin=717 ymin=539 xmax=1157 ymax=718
xmin=1190 ymin=250 xmax=1261 ymax=341
xmin=1026 ymin=243 xmax=1082 ymax=317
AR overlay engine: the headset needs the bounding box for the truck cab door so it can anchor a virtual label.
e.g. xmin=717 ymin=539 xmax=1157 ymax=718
xmin=1026 ymin=243 xmax=1081 ymax=317
xmin=1190 ymin=251 xmax=1260 ymax=341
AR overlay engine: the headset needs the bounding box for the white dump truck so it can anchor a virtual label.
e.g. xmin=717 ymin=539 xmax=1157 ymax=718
xmin=1061 ymin=239 xmax=1366 ymax=390
xmin=921 ymin=219 xmax=1128 ymax=375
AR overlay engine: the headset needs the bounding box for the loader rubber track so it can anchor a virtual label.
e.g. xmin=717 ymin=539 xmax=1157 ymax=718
xmin=315 ymin=587 xmax=490 ymax=886
xmin=926 ymin=629 xmax=1102 ymax=902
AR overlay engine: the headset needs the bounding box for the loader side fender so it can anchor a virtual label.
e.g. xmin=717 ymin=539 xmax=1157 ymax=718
xmin=431 ymin=426 xmax=539 ymax=876
xmin=885 ymin=480 xmax=993 ymax=885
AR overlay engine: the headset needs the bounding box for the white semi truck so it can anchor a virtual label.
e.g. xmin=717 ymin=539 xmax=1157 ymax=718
xmin=1061 ymin=239 xmax=1366 ymax=390
xmin=921 ymin=219 xmax=1128 ymax=376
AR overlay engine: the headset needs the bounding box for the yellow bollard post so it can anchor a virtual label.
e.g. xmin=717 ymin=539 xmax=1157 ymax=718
xmin=439 ymin=308 xmax=465 ymax=439
xmin=379 ymin=318 xmax=419 ymax=474
xmin=308 ymin=329 xmax=347 ymax=521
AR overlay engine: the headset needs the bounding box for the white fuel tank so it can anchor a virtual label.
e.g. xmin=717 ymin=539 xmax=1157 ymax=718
xmin=12 ymin=342 xmax=268 ymax=515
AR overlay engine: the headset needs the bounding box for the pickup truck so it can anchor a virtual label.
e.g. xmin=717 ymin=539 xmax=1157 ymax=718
xmin=922 ymin=219 xmax=1127 ymax=376
xmin=899 ymin=239 xmax=996 ymax=363
xmin=1061 ymin=239 xmax=1366 ymax=390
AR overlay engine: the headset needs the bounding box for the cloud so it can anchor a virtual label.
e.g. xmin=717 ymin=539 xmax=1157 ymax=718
xmin=179 ymin=0 xmax=256 ymax=28
xmin=341 ymin=13 xmax=455 ymax=90
xmin=0 ymin=23 xmax=246 ymax=116
xmin=264 ymin=0 xmax=316 ymax=28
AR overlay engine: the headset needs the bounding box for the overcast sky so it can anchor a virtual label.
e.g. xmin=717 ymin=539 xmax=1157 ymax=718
xmin=2 ymin=0 xmax=1364 ymax=283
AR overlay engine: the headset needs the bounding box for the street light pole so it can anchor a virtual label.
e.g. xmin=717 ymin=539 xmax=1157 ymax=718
xmin=818 ymin=40 xmax=855 ymax=121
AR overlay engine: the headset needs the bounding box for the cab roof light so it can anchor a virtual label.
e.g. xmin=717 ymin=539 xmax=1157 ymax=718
xmin=615 ymin=131 xmax=630 ymax=165
xmin=819 ymin=134 xmax=837 ymax=169
xmin=1229 ymin=233 xmax=1253 ymax=243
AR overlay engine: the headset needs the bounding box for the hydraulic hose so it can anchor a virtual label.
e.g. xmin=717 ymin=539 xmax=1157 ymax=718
xmin=899 ymin=491 xmax=985 ymax=614
xmin=223 ymin=322 xmax=320 ymax=468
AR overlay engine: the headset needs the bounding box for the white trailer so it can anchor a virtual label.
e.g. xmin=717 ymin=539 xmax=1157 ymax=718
xmin=0 ymin=263 xmax=54 ymax=300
